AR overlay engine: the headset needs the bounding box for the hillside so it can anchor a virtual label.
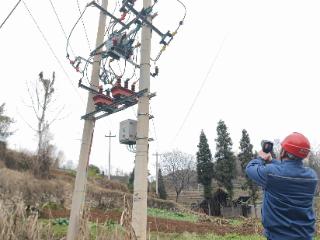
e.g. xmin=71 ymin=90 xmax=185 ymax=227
xmin=0 ymin=165 xmax=183 ymax=214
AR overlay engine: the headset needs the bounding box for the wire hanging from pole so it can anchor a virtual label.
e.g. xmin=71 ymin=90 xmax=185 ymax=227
xmin=150 ymin=0 xmax=187 ymax=62
xmin=171 ymin=35 xmax=228 ymax=145
xmin=66 ymin=4 xmax=89 ymax=59
xmin=0 ymin=0 xmax=22 ymax=30
xmin=22 ymin=0 xmax=85 ymax=103
xmin=48 ymin=0 xmax=76 ymax=57
xmin=76 ymin=0 xmax=91 ymax=52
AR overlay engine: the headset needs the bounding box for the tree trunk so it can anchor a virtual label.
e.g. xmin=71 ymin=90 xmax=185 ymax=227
xmin=253 ymin=201 xmax=258 ymax=218
xmin=231 ymin=204 xmax=234 ymax=217
xmin=175 ymin=192 xmax=179 ymax=202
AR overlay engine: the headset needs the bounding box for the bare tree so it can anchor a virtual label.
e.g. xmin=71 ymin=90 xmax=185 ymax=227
xmin=306 ymin=146 xmax=320 ymax=182
xmin=272 ymin=139 xmax=281 ymax=159
xmin=25 ymin=72 xmax=63 ymax=178
xmin=161 ymin=150 xmax=195 ymax=202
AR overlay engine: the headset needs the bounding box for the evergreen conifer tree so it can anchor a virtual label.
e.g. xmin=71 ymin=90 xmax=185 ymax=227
xmin=238 ymin=129 xmax=254 ymax=170
xmin=214 ymin=120 xmax=236 ymax=199
xmin=158 ymin=168 xmax=167 ymax=200
xmin=196 ymin=130 xmax=214 ymax=199
xmin=0 ymin=103 xmax=13 ymax=141
xmin=238 ymin=129 xmax=259 ymax=217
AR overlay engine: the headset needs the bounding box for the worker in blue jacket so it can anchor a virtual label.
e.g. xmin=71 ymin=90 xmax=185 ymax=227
xmin=246 ymin=132 xmax=318 ymax=240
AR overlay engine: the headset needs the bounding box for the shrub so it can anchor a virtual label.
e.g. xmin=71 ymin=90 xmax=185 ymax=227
xmin=3 ymin=149 xmax=35 ymax=171
xmin=92 ymin=177 xmax=129 ymax=193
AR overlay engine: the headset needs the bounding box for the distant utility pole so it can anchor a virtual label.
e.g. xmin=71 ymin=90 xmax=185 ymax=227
xmin=105 ymin=131 xmax=116 ymax=180
xmin=152 ymin=152 xmax=162 ymax=195
xmin=67 ymin=1 xmax=108 ymax=239
xmin=131 ymin=0 xmax=152 ymax=238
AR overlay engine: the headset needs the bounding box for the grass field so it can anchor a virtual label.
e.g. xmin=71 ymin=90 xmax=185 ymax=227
xmin=41 ymin=218 xmax=320 ymax=240
xmin=147 ymin=208 xmax=199 ymax=222
xmin=150 ymin=234 xmax=265 ymax=240
xmin=40 ymin=208 xmax=320 ymax=239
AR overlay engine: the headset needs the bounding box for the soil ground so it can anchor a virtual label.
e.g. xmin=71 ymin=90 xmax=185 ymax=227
xmin=41 ymin=209 xmax=263 ymax=236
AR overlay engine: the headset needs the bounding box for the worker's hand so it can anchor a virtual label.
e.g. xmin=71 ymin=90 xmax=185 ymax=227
xmin=258 ymin=150 xmax=272 ymax=162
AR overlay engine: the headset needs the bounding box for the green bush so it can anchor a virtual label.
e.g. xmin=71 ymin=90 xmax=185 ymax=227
xmin=88 ymin=164 xmax=101 ymax=177
xmin=41 ymin=201 xmax=63 ymax=210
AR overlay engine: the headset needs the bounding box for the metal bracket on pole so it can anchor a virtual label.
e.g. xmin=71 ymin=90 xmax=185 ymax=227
xmin=137 ymin=113 xmax=154 ymax=119
xmin=148 ymin=92 xmax=156 ymax=99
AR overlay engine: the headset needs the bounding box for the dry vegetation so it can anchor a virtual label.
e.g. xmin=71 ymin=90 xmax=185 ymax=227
xmin=0 ymin=199 xmax=55 ymax=240
xmin=0 ymin=168 xmax=66 ymax=207
xmin=0 ymin=198 xmax=133 ymax=240
xmin=3 ymin=147 xmax=316 ymax=239
xmin=0 ymin=148 xmax=183 ymax=214
xmin=1 ymin=148 xmax=36 ymax=171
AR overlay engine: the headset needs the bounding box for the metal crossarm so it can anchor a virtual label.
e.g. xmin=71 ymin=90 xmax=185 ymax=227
xmin=81 ymin=88 xmax=149 ymax=120
xmin=123 ymin=2 xmax=168 ymax=43
xmin=88 ymin=1 xmax=127 ymax=28
xmin=94 ymin=102 xmax=134 ymax=120
xmin=78 ymin=81 xmax=100 ymax=94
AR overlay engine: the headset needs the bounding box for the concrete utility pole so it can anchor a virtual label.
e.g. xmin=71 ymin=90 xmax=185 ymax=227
xmin=105 ymin=131 xmax=116 ymax=180
xmin=131 ymin=0 xmax=152 ymax=239
xmin=67 ymin=1 xmax=108 ymax=239
xmin=152 ymin=152 xmax=161 ymax=195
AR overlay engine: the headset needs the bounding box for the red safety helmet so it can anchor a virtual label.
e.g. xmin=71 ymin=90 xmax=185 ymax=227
xmin=281 ymin=132 xmax=310 ymax=159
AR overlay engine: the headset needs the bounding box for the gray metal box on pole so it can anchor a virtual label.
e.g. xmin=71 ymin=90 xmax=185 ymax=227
xmin=119 ymin=119 xmax=137 ymax=145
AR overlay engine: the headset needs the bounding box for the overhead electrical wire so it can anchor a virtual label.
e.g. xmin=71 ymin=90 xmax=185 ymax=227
xmin=175 ymin=0 xmax=187 ymax=32
xmin=65 ymin=0 xmax=186 ymax=104
xmin=22 ymin=0 xmax=84 ymax=103
xmin=76 ymin=0 xmax=91 ymax=52
xmin=104 ymin=0 xmax=119 ymax=36
xmin=66 ymin=4 xmax=88 ymax=59
xmin=150 ymin=0 xmax=187 ymax=62
xmin=171 ymin=35 xmax=228 ymax=145
xmin=0 ymin=0 xmax=22 ymax=30
xmin=47 ymin=0 xmax=76 ymax=56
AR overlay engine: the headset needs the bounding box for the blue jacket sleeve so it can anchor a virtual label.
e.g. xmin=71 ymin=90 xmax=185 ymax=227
xmin=245 ymin=158 xmax=270 ymax=188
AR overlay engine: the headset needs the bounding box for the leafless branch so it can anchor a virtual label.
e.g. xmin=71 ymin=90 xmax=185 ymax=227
xmin=26 ymin=81 xmax=41 ymax=120
xmin=16 ymin=108 xmax=37 ymax=132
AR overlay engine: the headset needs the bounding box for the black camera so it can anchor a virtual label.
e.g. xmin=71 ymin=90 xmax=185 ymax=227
xmin=261 ymin=140 xmax=273 ymax=154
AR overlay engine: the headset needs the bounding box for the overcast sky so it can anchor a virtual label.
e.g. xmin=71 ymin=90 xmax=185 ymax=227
xmin=1 ymin=0 xmax=319 ymax=176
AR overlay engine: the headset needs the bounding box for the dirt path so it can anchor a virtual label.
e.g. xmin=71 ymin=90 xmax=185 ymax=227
xmin=42 ymin=209 xmax=263 ymax=235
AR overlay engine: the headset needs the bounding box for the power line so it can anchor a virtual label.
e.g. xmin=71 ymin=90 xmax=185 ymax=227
xmin=0 ymin=0 xmax=22 ymax=30
xmin=171 ymin=35 xmax=228 ymax=145
xmin=47 ymin=0 xmax=75 ymax=56
xmin=66 ymin=4 xmax=88 ymax=58
xmin=22 ymin=0 xmax=84 ymax=103
xmin=76 ymin=0 xmax=91 ymax=52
